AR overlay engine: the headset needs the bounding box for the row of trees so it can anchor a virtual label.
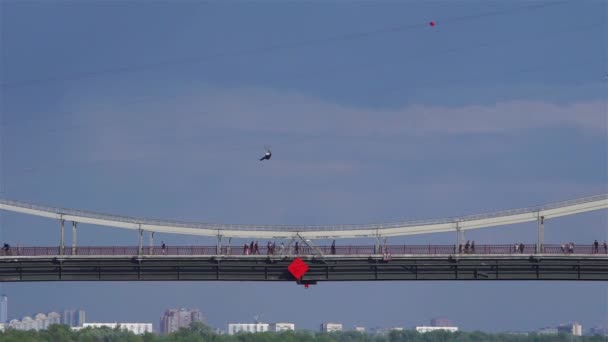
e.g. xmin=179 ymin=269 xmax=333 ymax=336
xmin=0 ymin=323 xmax=606 ymax=342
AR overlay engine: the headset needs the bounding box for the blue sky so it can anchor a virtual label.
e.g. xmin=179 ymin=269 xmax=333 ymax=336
xmin=1 ymin=0 xmax=607 ymax=333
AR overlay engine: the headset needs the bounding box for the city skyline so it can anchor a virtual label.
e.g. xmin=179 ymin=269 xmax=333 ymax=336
xmin=1 ymin=0 xmax=606 ymax=334
xmin=2 ymin=299 xmax=606 ymax=336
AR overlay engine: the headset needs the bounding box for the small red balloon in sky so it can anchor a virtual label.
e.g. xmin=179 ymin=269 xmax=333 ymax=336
xmin=429 ymin=21 xmax=436 ymax=27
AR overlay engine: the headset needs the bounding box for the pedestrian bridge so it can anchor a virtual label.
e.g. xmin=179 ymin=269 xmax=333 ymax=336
xmin=0 ymin=194 xmax=606 ymax=283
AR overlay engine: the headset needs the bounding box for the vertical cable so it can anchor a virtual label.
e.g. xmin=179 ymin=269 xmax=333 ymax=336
xmin=0 ymin=2 xmax=6 ymax=303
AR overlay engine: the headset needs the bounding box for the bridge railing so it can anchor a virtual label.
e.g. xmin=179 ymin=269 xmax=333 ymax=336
xmin=0 ymin=244 xmax=606 ymax=257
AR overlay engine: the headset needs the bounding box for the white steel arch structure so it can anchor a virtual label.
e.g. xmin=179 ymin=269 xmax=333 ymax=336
xmin=0 ymin=194 xmax=606 ymax=239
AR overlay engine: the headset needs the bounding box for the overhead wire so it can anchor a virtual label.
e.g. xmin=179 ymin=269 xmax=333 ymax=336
xmin=263 ymin=21 xmax=602 ymax=90
xmin=9 ymin=19 xmax=601 ymax=133
xmin=0 ymin=0 xmax=572 ymax=90
xmin=362 ymin=24 xmax=606 ymax=101
xmin=4 ymin=19 xmax=599 ymax=134
xmin=372 ymin=57 xmax=607 ymax=105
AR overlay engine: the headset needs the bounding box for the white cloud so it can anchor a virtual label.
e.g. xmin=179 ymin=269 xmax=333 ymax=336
xmin=66 ymin=85 xmax=606 ymax=164
xmin=192 ymin=87 xmax=607 ymax=134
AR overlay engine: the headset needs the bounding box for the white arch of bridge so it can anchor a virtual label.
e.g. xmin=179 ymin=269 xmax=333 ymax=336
xmin=0 ymin=194 xmax=605 ymax=241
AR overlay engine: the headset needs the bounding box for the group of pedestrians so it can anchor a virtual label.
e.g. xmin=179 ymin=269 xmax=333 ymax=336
xmin=561 ymin=242 xmax=575 ymax=254
xmin=240 ymin=240 xmax=338 ymax=255
xmin=555 ymin=240 xmax=608 ymax=254
xmin=243 ymin=241 xmax=287 ymax=255
xmin=458 ymin=240 xmax=476 ymax=254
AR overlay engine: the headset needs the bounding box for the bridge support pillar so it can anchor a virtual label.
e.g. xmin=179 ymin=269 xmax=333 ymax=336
xmin=456 ymin=223 xmax=464 ymax=253
xmin=71 ymin=222 xmax=77 ymax=255
xmin=59 ymin=219 xmax=65 ymax=255
xmin=216 ymin=235 xmax=221 ymax=255
xmin=375 ymin=236 xmax=380 ymax=254
xmin=149 ymin=232 xmax=154 ymax=255
xmin=138 ymin=228 xmax=143 ymax=256
xmin=536 ymin=215 xmax=544 ymax=253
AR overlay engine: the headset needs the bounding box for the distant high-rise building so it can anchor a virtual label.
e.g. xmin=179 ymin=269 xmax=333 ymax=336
xmin=0 ymin=295 xmax=7 ymax=323
xmin=416 ymin=326 xmax=458 ymax=333
xmin=61 ymin=310 xmax=72 ymax=327
xmin=538 ymin=327 xmax=558 ymax=335
xmin=62 ymin=309 xmax=85 ymax=327
xmin=557 ymin=322 xmax=582 ymax=336
xmin=46 ymin=312 xmax=61 ymax=327
xmin=589 ymin=324 xmax=608 ymax=336
xmin=34 ymin=314 xmax=47 ymax=331
xmin=430 ymin=317 xmax=452 ymax=327
xmin=269 ymin=322 xmax=295 ymax=332
xmin=228 ymin=323 xmax=269 ymax=335
xmin=370 ymin=327 xmax=403 ymax=335
xmin=76 ymin=310 xmax=85 ymax=327
xmin=321 ymin=323 xmax=343 ymax=332
xmin=79 ymin=323 xmax=153 ymax=335
xmin=160 ymin=308 xmax=203 ymax=334
xmin=7 ymin=311 xmax=62 ymax=331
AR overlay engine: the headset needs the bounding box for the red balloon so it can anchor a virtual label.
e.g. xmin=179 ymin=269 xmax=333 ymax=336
xmin=429 ymin=21 xmax=436 ymax=27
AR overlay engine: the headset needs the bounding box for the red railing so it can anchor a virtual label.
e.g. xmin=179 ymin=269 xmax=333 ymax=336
xmin=0 ymin=244 xmax=606 ymax=257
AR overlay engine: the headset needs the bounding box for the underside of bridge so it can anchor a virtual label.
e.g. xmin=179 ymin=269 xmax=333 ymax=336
xmin=0 ymin=255 xmax=606 ymax=282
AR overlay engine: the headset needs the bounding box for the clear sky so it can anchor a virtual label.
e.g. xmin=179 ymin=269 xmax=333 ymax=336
xmin=0 ymin=0 xmax=607 ymax=333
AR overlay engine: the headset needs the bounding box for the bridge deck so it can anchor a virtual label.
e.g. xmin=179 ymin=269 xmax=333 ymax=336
xmin=1 ymin=253 xmax=606 ymax=282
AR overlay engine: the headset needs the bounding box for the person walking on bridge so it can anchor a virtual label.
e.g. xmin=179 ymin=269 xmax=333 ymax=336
xmin=594 ymin=240 xmax=599 ymax=253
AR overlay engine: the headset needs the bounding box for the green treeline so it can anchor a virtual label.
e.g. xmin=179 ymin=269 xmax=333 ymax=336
xmin=0 ymin=323 xmax=606 ymax=342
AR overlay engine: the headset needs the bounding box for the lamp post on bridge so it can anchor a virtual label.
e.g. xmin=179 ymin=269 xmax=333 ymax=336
xmin=455 ymin=221 xmax=464 ymax=252
xmin=71 ymin=221 xmax=77 ymax=255
xmin=138 ymin=226 xmax=143 ymax=256
xmin=216 ymin=234 xmax=222 ymax=255
xmin=536 ymin=215 xmax=544 ymax=254
xmin=59 ymin=218 xmax=65 ymax=255
xmin=374 ymin=230 xmax=380 ymax=254
xmin=149 ymin=232 xmax=154 ymax=255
